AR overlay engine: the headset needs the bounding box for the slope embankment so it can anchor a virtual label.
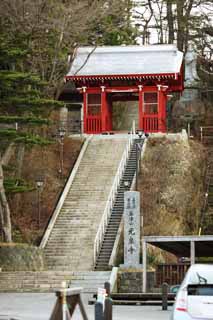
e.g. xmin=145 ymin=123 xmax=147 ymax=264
xmin=139 ymin=133 xmax=206 ymax=236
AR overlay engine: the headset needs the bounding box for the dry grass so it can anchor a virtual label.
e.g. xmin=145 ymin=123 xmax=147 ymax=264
xmin=139 ymin=136 xmax=206 ymax=236
xmin=7 ymin=137 xmax=83 ymax=244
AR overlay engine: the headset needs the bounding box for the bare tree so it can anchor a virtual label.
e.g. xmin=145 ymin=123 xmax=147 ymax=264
xmin=0 ymin=160 xmax=12 ymax=242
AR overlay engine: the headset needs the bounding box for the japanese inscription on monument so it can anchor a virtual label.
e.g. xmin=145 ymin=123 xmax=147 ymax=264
xmin=123 ymin=191 xmax=141 ymax=268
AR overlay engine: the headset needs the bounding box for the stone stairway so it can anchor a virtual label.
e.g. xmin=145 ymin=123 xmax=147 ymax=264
xmin=95 ymin=139 xmax=143 ymax=270
xmin=43 ymin=135 xmax=128 ymax=271
xmin=0 ymin=271 xmax=111 ymax=293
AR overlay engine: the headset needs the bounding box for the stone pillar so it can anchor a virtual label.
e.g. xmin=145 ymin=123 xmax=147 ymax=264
xmin=190 ymin=241 xmax=195 ymax=265
xmin=122 ymin=191 xmax=141 ymax=268
xmin=142 ymin=240 xmax=147 ymax=293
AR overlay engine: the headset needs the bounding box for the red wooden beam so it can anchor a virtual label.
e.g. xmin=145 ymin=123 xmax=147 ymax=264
xmin=65 ymin=72 xmax=178 ymax=82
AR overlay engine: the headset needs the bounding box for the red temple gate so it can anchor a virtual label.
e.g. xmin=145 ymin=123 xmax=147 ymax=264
xmin=65 ymin=45 xmax=184 ymax=134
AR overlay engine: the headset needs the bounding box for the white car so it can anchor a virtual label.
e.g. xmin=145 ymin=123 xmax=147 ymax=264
xmin=171 ymin=264 xmax=213 ymax=320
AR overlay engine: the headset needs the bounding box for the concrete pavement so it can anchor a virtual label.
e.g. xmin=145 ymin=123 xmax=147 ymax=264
xmin=0 ymin=293 xmax=171 ymax=320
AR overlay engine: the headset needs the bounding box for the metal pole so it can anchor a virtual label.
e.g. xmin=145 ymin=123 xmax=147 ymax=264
xmin=38 ymin=188 xmax=40 ymax=229
xmin=187 ymin=123 xmax=190 ymax=137
xmin=142 ymin=239 xmax=147 ymax=293
xmin=136 ymin=144 xmax=138 ymax=191
xmin=200 ymin=127 xmax=203 ymax=142
xmin=61 ymin=139 xmax=64 ymax=176
xmin=61 ymin=282 xmax=67 ymax=320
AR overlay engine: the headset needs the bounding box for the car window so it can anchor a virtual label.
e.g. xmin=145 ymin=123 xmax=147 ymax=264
xmin=188 ymin=284 xmax=213 ymax=296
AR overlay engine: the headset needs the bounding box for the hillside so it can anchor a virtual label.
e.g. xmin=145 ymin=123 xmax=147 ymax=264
xmin=139 ymin=134 xmax=206 ymax=237
xmin=4 ymin=137 xmax=83 ymax=244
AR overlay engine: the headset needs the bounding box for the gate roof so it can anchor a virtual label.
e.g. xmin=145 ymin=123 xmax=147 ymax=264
xmin=66 ymin=45 xmax=183 ymax=80
xmin=143 ymin=235 xmax=213 ymax=257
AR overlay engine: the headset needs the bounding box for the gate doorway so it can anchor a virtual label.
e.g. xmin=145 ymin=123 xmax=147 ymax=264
xmin=110 ymin=92 xmax=139 ymax=131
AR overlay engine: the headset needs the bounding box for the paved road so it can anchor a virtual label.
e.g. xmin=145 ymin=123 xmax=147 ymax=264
xmin=0 ymin=293 xmax=171 ymax=320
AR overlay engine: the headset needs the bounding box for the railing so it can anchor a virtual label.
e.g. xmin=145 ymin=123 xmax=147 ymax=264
xmin=93 ymin=127 xmax=135 ymax=265
xmin=86 ymin=115 xmax=102 ymax=133
xmin=200 ymin=126 xmax=213 ymax=143
xmin=141 ymin=116 xmax=167 ymax=133
xmin=198 ymin=160 xmax=213 ymax=235
xmin=142 ymin=115 xmax=159 ymax=132
xmin=156 ymin=263 xmax=190 ymax=286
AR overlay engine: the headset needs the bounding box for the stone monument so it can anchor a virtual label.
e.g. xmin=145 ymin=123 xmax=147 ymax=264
xmin=185 ymin=44 xmax=200 ymax=88
xmin=172 ymin=44 xmax=205 ymax=131
xmin=121 ymin=191 xmax=141 ymax=268
xmin=182 ymin=43 xmax=200 ymax=101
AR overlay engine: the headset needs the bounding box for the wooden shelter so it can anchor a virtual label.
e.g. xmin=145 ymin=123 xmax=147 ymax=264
xmin=65 ymin=45 xmax=184 ymax=134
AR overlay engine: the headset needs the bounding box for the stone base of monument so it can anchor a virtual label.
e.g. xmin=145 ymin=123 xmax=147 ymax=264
xmin=119 ymin=264 xmax=143 ymax=270
xmin=117 ymin=270 xmax=155 ymax=294
xmin=172 ymin=87 xmax=205 ymax=135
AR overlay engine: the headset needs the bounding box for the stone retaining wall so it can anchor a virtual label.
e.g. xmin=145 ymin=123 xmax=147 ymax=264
xmin=118 ymin=270 xmax=155 ymax=293
xmin=0 ymin=243 xmax=45 ymax=271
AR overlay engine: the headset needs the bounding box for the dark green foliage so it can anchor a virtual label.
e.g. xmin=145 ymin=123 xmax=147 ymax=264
xmin=0 ymin=116 xmax=50 ymax=125
xmin=0 ymin=27 xmax=63 ymax=146
xmin=0 ymin=129 xmax=53 ymax=145
xmin=4 ymin=178 xmax=34 ymax=194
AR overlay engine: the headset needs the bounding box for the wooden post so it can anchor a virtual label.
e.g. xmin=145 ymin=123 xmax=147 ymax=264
xmin=162 ymin=282 xmax=168 ymax=311
xmin=142 ymin=239 xmax=147 ymax=293
xmin=138 ymin=85 xmax=143 ymax=130
xmin=82 ymin=87 xmax=87 ymax=134
xmin=101 ymin=86 xmax=107 ymax=132
xmin=49 ymin=287 xmax=89 ymax=320
xmin=104 ymin=298 xmax=113 ymax=320
xmin=104 ymin=282 xmax=112 ymax=320
xmin=190 ymin=241 xmax=195 ymax=265
xmin=104 ymin=282 xmax=111 ymax=296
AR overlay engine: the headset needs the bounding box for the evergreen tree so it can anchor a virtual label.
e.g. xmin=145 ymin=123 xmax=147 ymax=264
xmin=0 ymin=25 xmax=63 ymax=242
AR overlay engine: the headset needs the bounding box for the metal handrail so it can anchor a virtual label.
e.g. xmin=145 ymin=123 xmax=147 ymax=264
xmin=198 ymin=160 xmax=213 ymax=235
xmin=93 ymin=127 xmax=135 ymax=265
xmin=200 ymin=126 xmax=213 ymax=142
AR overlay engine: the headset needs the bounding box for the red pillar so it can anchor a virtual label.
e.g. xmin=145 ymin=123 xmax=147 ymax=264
xmin=101 ymin=86 xmax=107 ymax=132
xmin=82 ymin=87 xmax=87 ymax=133
xmin=158 ymin=88 xmax=166 ymax=133
xmin=138 ymin=85 xmax=143 ymax=130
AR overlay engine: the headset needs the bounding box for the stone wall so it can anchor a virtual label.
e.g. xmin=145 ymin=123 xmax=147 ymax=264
xmin=117 ymin=270 xmax=155 ymax=293
xmin=0 ymin=243 xmax=45 ymax=271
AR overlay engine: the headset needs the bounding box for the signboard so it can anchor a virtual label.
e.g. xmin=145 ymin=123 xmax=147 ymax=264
xmin=123 ymin=191 xmax=141 ymax=268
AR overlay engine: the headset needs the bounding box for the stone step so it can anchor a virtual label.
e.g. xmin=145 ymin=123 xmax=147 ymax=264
xmin=95 ymin=139 xmax=141 ymax=270
xmin=43 ymin=136 xmax=128 ymax=270
xmin=0 ymin=271 xmax=111 ymax=293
